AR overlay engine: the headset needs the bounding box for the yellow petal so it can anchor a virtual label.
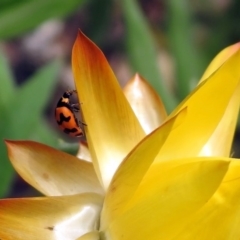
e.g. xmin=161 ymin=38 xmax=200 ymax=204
xmin=6 ymin=140 xmax=103 ymax=196
xmin=104 ymin=159 xmax=229 ymax=240
xmin=101 ymin=108 xmax=186 ymax=229
xmin=123 ymin=73 xmax=167 ymax=134
xmin=198 ymin=43 xmax=240 ymax=157
xmin=72 ymin=31 xmax=145 ymax=190
xmin=0 ymin=193 xmax=103 ymax=240
xmin=199 ymin=83 xmax=240 ymax=157
xmin=200 ymin=42 xmax=240 ymax=83
xmin=77 ymin=141 xmax=92 ymax=162
xmin=155 ymin=48 xmax=240 ymax=161
xmin=168 ymin=160 xmax=240 ymax=239
xmin=76 ymin=231 xmax=99 ymax=240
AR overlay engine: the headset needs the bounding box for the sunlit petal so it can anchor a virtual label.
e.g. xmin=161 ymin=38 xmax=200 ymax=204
xmin=76 ymin=231 xmax=99 ymax=240
xmin=200 ymin=42 xmax=240 ymax=83
xmin=77 ymin=141 xmax=92 ymax=162
xmin=6 ymin=140 xmax=103 ymax=196
xmin=101 ymin=108 xmax=186 ymax=229
xmin=199 ymin=83 xmax=240 ymax=157
xmin=0 ymin=193 xmax=103 ymax=240
xmin=72 ymin=31 xmax=145 ymax=190
xmin=123 ymin=73 xmax=167 ymax=134
xmin=154 ymin=48 xmax=240 ymax=161
xmin=168 ymin=160 xmax=240 ymax=239
xmin=104 ymin=159 xmax=229 ymax=240
xmin=198 ymin=43 xmax=240 ymax=157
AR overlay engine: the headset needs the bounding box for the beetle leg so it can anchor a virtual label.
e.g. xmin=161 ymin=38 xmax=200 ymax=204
xmin=79 ymin=120 xmax=87 ymax=126
xmin=71 ymin=103 xmax=80 ymax=112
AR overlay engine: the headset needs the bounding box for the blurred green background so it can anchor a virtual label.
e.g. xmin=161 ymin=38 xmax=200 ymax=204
xmin=0 ymin=0 xmax=239 ymax=198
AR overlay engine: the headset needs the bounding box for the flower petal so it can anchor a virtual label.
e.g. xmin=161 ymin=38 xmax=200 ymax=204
xmin=155 ymin=48 xmax=240 ymax=160
xmin=123 ymin=73 xmax=167 ymax=134
xmin=0 ymin=193 xmax=103 ymax=240
xmin=77 ymin=141 xmax=92 ymax=162
xmin=72 ymin=31 xmax=145 ymax=190
xmin=200 ymin=42 xmax=240 ymax=83
xmin=103 ymin=159 xmax=229 ymax=239
xmin=76 ymin=231 xmax=99 ymax=240
xmin=101 ymin=108 xmax=186 ymax=229
xmin=169 ymin=160 xmax=240 ymax=239
xmin=199 ymin=83 xmax=240 ymax=157
xmin=198 ymin=43 xmax=240 ymax=157
xmin=6 ymin=140 xmax=103 ymax=196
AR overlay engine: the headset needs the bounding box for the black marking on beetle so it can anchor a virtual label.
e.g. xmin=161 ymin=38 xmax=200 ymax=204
xmin=64 ymin=128 xmax=78 ymax=134
xmin=56 ymin=101 xmax=72 ymax=109
xmin=57 ymin=113 xmax=71 ymax=125
xmin=64 ymin=127 xmax=83 ymax=136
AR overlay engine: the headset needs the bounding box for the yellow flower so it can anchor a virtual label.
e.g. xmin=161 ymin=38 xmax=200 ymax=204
xmin=1 ymin=31 xmax=240 ymax=240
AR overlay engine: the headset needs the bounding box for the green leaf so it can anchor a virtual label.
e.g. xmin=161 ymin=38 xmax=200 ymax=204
xmin=0 ymin=60 xmax=61 ymax=197
xmin=0 ymin=0 xmax=23 ymax=8
xmin=6 ymin=60 xmax=61 ymax=138
xmin=86 ymin=0 xmax=113 ymax=46
xmin=30 ymin=119 xmax=59 ymax=148
xmin=0 ymin=144 xmax=14 ymax=198
xmin=166 ymin=0 xmax=205 ymax=99
xmin=121 ymin=0 xmax=177 ymax=112
xmin=0 ymin=0 xmax=87 ymax=39
xmin=0 ymin=48 xmax=16 ymax=198
xmin=0 ymin=47 xmax=15 ymax=107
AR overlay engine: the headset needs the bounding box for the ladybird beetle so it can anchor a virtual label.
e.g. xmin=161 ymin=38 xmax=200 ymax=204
xmin=55 ymin=90 xmax=85 ymax=137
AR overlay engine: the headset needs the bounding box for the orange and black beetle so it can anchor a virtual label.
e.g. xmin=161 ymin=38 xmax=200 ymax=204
xmin=55 ymin=90 xmax=85 ymax=137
